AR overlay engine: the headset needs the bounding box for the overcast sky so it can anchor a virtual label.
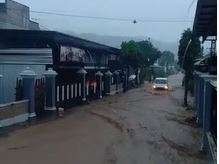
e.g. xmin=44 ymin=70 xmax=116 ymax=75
xmin=14 ymin=0 xmax=197 ymax=42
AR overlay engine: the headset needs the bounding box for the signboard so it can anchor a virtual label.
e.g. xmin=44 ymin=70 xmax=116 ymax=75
xmin=60 ymin=46 xmax=86 ymax=62
xmin=109 ymin=54 xmax=117 ymax=60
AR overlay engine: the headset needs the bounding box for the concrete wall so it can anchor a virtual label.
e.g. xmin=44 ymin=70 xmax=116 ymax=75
xmin=0 ymin=49 xmax=52 ymax=103
xmin=6 ymin=0 xmax=30 ymax=29
xmin=29 ymin=20 xmax=39 ymax=30
xmin=0 ymin=1 xmax=8 ymax=27
xmin=0 ymin=99 xmax=29 ymax=127
xmin=0 ymin=0 xmax=39 ymax=30
xmin=0 ymin=64 xmax=46 ymax=103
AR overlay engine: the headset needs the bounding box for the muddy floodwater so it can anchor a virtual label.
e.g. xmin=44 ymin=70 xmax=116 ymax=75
xmin=0 ymin=73 xmax=209 ymax=164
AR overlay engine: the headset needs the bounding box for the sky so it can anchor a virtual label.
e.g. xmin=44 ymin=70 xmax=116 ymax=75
xmin=13 ymin=0 xmax=197 ymax=42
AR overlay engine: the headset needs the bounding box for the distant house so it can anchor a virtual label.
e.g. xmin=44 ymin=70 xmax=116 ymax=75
xmin=0 ymin=0 xmax=39 ymax=30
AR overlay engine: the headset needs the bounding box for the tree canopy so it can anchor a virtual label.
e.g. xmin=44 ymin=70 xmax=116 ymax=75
xmin=178 ymin=28 xmax=201 ymax=73
xmin=177 ymin=28 xmax=201 ymax=106
xmin=121 ymin=40 xmax=161 ymax=68
xmin=158 ymin=51 xmax=175 ymax=67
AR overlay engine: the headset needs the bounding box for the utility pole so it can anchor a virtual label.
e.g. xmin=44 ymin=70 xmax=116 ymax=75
xmin=183 ymin=39 xmax=192 ymax=107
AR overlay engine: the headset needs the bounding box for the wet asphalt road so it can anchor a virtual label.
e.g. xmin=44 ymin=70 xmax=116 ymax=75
xmin=0 ymin=73 xmax=209 ymax=164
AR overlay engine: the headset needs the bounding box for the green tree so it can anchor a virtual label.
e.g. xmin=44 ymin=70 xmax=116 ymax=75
xmin=137 ymin=40 xmax=162 ymax=66
xmin=178 ymin=28 xmax=201 ymax=106
xmin=158 ymin=51 xmax=175 ymax=67
xmin=178 ymin=29 xmax=201 ymax=69
xmin=121 ymin=40 xmax=161 ymax=68
xmin=121 ymin=40 xmax=141 ymax=68
xmin=121 ymin=40 xmax=161 ymax=83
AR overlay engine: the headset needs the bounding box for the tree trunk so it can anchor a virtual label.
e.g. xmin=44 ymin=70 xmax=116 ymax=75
xmin=184 ymin=75 xmax=188 ymax=107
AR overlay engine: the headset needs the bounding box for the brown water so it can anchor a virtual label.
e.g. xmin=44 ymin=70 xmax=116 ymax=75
xmin=0 ymin=73 xmax=208 ymax=164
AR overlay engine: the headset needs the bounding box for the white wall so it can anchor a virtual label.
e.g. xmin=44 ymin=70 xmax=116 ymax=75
xmin=0 ymin=64 xmax=46 ymax=103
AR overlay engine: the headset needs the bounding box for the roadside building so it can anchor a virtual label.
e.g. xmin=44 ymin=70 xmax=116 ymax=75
xmin=193 ymin=0 xmax=216 ymax=162
xmin=0 ymin=0 xmax=39 ymax=30
xmin=0 ymin=29 xmax=126 ymax=122
xmin=0 ymin=48 xmax=52 ymax=103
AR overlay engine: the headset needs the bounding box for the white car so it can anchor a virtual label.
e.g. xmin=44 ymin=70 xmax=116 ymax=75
xmin=153 ymin=78 xmax=168 ymax=90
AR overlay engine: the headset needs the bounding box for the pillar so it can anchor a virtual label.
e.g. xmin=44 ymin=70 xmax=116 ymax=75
xmin=0 ymin=75 xmax=3 ymax=104
xmin=114 ymin=71 xmax=120 ymax=93
xmin=123 ymin=69 xmax=128 ymax=92
xmin=136 ymin=68 xmax=140 ymax=86
xmin=44 ymin=68 xmax=57 ymax=111
xmin=77 ymin=68 xmax=87 ymax=101
xmin=20 ymin=67 xmax=37 ymax=119
xmin=95 ymin=71 xmax=103 ymax=99
xmin=105 ymin=70 xmax=112 ymax=95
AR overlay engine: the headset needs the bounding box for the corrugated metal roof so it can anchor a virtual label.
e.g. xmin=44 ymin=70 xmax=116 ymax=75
xmin=193 ymin=0 xmax=217 ymax=38
xmin=0 ymin=29 xmax=121 ymax=55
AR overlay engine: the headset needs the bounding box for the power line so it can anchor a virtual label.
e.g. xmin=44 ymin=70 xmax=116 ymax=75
xmin=5 ymin=7 xmax=193 ymax=23
xmin=30 ymin=10 xmax=193 ymax=23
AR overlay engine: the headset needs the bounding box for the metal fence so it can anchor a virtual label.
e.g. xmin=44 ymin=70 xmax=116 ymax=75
xmin=56 ymin=82 xmax=82 ymax=108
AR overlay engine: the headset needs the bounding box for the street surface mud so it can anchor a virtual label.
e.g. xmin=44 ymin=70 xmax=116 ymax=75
xmin=0 ymin=73 xmax=208 ymax=164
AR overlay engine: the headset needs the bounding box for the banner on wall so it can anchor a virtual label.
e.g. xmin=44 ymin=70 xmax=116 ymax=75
xmin=60 ymin=46 xmax=86 ymax=62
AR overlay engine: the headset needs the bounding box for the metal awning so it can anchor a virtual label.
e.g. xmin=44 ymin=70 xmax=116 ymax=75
xmin=193 ymin=0 xmax=217 ymax=39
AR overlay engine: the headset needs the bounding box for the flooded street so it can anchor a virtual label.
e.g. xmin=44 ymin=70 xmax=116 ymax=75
xmin=0 ymin=73 xmax=208 ymax=164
